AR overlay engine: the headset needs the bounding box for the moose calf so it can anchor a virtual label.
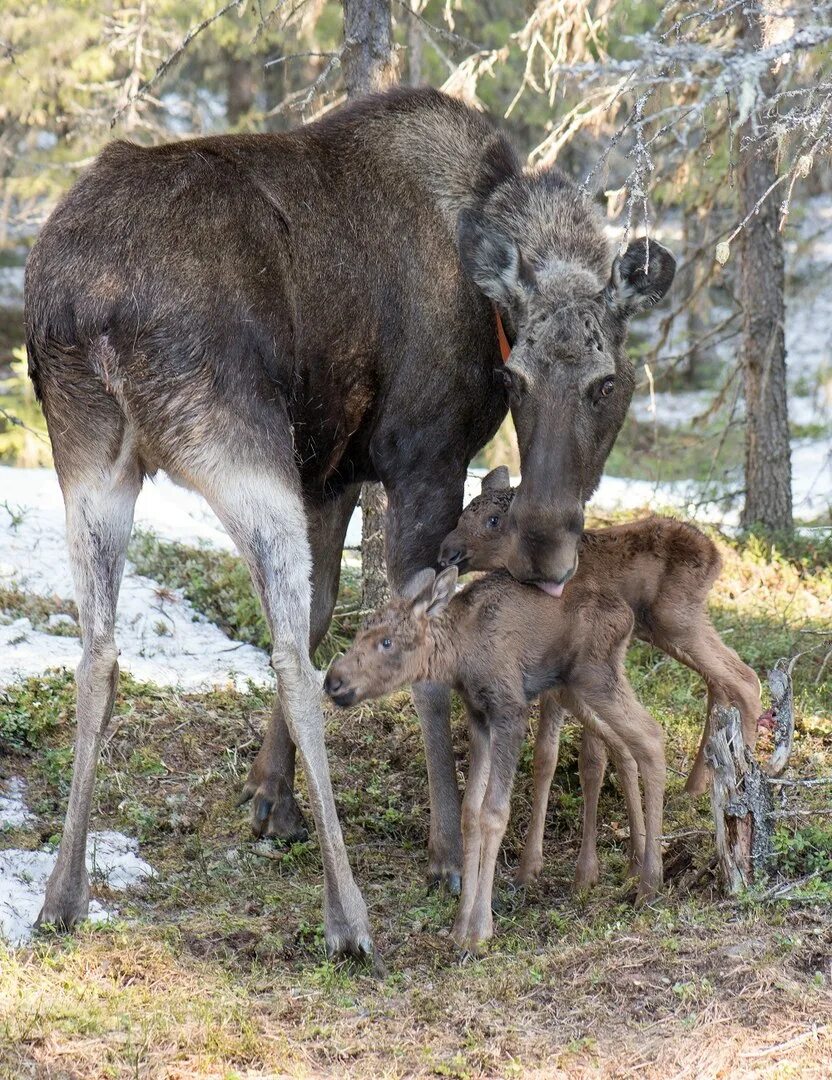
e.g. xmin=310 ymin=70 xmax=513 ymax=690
xmin=439 ymin=467 xmax=762 ymax=888
xmin=325 ymin=565 xmax=665 ymax=951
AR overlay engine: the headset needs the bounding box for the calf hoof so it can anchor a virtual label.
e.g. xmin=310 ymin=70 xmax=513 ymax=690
xmin=515 ymin=855 xmax=543 ymax=888
xmin=238 ymin=774 xmax=309 ymax=843
xmin=572 ymin=855 xmax=600 ymax=892
xmin=452 ymin=915 xmax=492 ymax=955
xmin=634 ymin=870 xmax=663 ymax=908
xmin=684 ymin=767 xmax=709 ymax=797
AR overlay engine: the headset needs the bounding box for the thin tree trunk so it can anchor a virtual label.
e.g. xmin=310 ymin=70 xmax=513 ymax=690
xmin=227 ymin=55 xmax=257 ymax=126
xmin=342 ymin=0 xmax=395 ymax=608
xmin=681 ymin=204 xmax=711 ymax=387
xmin=408 ymin=3 xmax=424 ymax=86
xmin=342 ymin=0 xmax=395 ymax=96
xmin=738 ymin=4 xmax=793 ymax=531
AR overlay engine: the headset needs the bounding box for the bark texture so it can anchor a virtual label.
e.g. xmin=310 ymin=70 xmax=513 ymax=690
xmin=706 ymin=705 xmax=774 ymax=895
xmin=342 ymin=0 xmax=396 ymax=97
xmin=738 ymin=5 xmax=793 ymax=531
xmin=342 ymin=0 xmax=395 ymax=608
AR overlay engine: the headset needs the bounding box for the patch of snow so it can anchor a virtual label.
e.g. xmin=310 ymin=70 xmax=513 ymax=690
xmin=0 ymin=265 xmax=24 ymax=305
xmin=0 ymin=777 xmax=33 ymax=829
xmin=0 ymin=466 xmax=273 ymax=690
xmin=0 ymin=826 xmax=155 ymax=947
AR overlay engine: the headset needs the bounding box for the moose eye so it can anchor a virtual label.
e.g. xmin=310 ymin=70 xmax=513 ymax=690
xmin=592 ymin=376 xmax=615 ymax=403
xmin=379 ymin=637 xmax=393 ymax=652
xmin=486 ymin=515 xmax=501 ymax=529
xmin=496 ymin=367 xmax=525 ymax=401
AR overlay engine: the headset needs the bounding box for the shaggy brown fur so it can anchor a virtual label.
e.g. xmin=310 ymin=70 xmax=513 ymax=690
xmin=439 ymin=468 xmax=762 ymax=888
xmin=325 ymin=567 xmax=666 ymax=952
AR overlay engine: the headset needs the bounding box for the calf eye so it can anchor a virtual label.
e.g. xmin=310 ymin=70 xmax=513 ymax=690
xmin=486 ymin=515 xmax=501 ymax=529
xmin=379 ymin=637 xmax=393 ymax=651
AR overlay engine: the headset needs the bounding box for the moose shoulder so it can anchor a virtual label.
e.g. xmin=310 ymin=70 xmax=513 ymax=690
xmin=25 ymin=87 xmax=674 ymax=954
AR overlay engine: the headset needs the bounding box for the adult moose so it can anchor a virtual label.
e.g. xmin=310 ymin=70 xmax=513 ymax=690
xmin=25 ymin=87 xmax=675 ymax=956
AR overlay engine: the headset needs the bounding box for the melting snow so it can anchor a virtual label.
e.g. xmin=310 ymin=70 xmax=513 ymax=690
xmin=0 ymin=466 xmax=273 ymax=689
xmin=0 ymin=779 xmax=155 ymax=947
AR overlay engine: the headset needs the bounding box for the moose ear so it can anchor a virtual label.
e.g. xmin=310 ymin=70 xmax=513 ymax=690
xmin=605 ymin=238 xmax=676 ymax=318
xmin=425 ymin=566 xmax=458 ymax=618
xmin=457 ymin=208 xmax=537 ymax=308
xmin=401 ymin=568 xmax=436 ymax=603
xmin=481 ymin=466 xmax=511 ymax=493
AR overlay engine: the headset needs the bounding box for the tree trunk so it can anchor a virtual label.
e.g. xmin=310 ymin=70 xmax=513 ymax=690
xmin=227 ymin=55 xmax=256 ymax=126
xmin=407 ymin=3 xmax=424 ymax=87
xmin=681 ymin=204 xmax=711 ymax=388
xmin=738 ymin=5 xmax=793 ymax=531
xmin=342 ymin=0 xmax=396 ymax=97
xmin=342 ymin=0 xmax=395 ymax=608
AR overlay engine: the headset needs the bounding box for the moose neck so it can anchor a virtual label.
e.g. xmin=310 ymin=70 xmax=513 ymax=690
xmin=422 ymin=610 xmax=465 ymax=689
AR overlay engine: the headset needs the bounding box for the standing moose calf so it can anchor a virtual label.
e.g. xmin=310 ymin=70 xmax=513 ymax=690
xmin=25 ymin=87 xmax=674 ymax=954
xmin=439 ymin=467 xmax=762 ymax=889
xmin=324 ymin=565 xmax=666 ymax=951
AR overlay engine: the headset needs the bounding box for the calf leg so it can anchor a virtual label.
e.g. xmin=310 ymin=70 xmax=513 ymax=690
xmin=239 ymin=485 xmax=360 ymax=839
xmin=38 ymin=435 xmax=142 ymax=930
xmin=584 ymin=680 xmax=666 ymax=903
xmin=452 ymin=717 xmax=491 ymax=945
xmin=573 ymin=725 xmax=607 ymax=890
xmin=460 ymin=713 xmax=527 ymax=951
xmin=651 ymin=622 xmax=761 ymax=795
xmin=568 ymin=711 xmax=646 ymax=888
xmin=203 ymin=465 xmax=370 ymax=956
xmin=516 ymin=692 xmax=566 ymax=886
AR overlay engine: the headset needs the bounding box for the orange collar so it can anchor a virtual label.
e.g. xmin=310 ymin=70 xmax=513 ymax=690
xmin=494 ymin=305 xmax=512 ymax=362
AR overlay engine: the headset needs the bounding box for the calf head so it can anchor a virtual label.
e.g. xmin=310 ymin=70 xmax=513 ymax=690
xmin=458 ymin=170 xmax=675 ymax=589
xmin=439 ymin=466 xmax=515 ymax=576
xmin=325 ymin=567 xmax=458 ymax=707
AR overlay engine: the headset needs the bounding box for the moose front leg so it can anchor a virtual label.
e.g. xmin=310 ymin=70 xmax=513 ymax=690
xmin=384 ymin=472 xmax=467 ymax=891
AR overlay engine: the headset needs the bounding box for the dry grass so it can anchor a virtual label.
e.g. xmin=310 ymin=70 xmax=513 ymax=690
xmin=1 ymin=529 xmax=830 ymax=1079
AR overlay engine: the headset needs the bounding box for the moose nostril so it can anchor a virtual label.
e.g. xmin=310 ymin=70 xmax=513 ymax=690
xmin=324 ymin=673 xmax=343 ymax=695
xmin=445 ymin=549 xmax=464 ymax=566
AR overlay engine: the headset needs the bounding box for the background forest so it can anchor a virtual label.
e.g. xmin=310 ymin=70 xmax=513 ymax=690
xmin=1 ymin=3 xmax=831 ymax=1079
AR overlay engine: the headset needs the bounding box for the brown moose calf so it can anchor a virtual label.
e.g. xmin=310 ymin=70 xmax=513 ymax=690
xmin=439 ymin=467 xmax=762 ymax=888
xmin=325 ymin=566 xmax=665 ymax=951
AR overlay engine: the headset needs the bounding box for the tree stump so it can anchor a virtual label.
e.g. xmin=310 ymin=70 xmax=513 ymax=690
xmin=705 ymin=705 xmax=775 ymax=895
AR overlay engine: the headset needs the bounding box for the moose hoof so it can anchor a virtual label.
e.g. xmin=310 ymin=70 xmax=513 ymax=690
xmin=324 ymin=892 xmax=374 ymax=961
xmin=36 ymin=873 xmax=90 ymax=934
xmin=427 ymin=866 xmax=461 ymax=896
xmin=238 ymin=774 xmax=309 ymax=843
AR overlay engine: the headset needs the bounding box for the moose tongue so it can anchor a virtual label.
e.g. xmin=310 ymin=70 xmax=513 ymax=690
xmin=535 ymin=581 xmax=565 ymax=598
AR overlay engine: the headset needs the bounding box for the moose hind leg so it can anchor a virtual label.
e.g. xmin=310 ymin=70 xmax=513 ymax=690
xmin=38 ymin=445 xmax=141 ymax=930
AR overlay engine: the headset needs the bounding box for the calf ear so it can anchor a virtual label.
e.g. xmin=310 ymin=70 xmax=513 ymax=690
xmin=605 ymin=237 xmax=676 ymax=318
xmin=426 ymin=566 xmax=458 ymax=618
xmin=457 ymin=208 xmax=536 ymax=309
xmin=401 ymin=568 xmax=436 ymax=603
xmin=481 ymin=466 xmax=511 ymax=493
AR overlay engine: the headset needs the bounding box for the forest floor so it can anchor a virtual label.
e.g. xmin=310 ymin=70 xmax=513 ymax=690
xmin=2 ymin=512 xmax=831 ymax=1079
xmin=1 ymin=200 xmax=831 ymax=1079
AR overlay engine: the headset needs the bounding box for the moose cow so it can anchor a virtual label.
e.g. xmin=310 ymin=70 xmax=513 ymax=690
xmin=25 ymin=87 xmax=675 ymax=956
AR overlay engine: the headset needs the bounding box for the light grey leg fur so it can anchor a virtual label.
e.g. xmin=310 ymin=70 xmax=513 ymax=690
xmin=202 ymin=467 xmax=371 ymax=957
xmin=38 ymin=444 xmax=141 ymax=930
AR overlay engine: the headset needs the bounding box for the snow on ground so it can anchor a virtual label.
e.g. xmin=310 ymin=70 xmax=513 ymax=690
xmin=0 ymin=778 xmax=154 ymax=946
xmin=0 ymin=466 xmax=273 ymax=689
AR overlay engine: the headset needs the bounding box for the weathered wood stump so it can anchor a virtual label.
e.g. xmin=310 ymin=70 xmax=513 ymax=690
xmin=705 ymin=705 xmax=775 ymax=895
